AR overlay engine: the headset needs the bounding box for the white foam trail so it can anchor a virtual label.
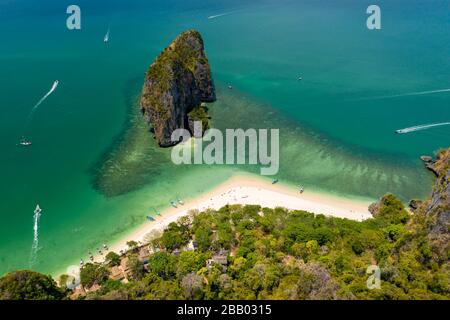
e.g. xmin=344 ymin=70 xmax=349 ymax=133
xmin=29 ymin=210 xmax=41 ymax=267
xmin=24 ymin=80 xmax=59 ymax=126
xmin=350 ymin=88 xmax=450 ymax=102
xmin=208 ymin=12 xmax=234 ymax=19
xmin=396 ymin=122 xmax=450 ymax=134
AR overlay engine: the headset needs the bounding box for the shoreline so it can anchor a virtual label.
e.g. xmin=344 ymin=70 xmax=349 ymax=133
xmin=65 ymin=173 xmax=373 ymax=275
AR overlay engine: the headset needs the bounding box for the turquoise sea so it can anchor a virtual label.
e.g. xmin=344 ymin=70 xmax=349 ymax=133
xmin=0 ymin=0 xmax=449 ymax=276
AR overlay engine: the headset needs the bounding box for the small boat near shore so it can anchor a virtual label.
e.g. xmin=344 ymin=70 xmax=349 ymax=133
xmin=147 ymin=215 xmax=155 ymax=221
xmin=170 ymin=201 xmax=178 ymax=208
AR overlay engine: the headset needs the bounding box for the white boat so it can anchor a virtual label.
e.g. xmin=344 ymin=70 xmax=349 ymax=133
xmin=104 ymin=29 xmax=110 ymax=43
xmin=20 ymin=139 xmax=32 ymax=146
xmin=34 ymin=204 xmax=42 ymax=215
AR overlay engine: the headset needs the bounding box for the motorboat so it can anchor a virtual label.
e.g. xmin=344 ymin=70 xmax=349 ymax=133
xmin=20 ymin=139 xmax=32 ymax=146
xmin=104 ymin=29 xmax=110 ymax=43
xmin=34 ymin=204 xmax=42 ymax=215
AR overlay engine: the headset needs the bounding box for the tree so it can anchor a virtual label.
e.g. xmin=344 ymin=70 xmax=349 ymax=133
xmin=0 ymin=270 xmax=64 ymax=300
xmin=372 ymin=194 xmax=410 ymax=225
xmin=105 ymin=252 xmax=121 ymax=266
xmin=80 ymin=263 xmax=109 ymax=288
xmin=305 ymin=240 xmax=319 ymax=255
xmin=126 ymin=241 xmax=139 ymax=251
xmin=148 ymin=252 xmax=176 ymax=279
xmin=351 ymin=239 xmax=364 ymax=255
xmin=195 ymin=226 xmax=212 ymax=251
xmin=176 ymin=251 xmax=207 ymax=277
xmin=181 ymin=273 xmax=204 ymax=299
xmin=127 ymin=255 xmax=146 ymax=281
xmin=160 ymin=222 xmax=189 ymax=251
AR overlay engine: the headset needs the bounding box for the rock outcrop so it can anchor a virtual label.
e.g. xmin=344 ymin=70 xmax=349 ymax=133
xmin=421 ymin=155 xmax=439 ymax=177
xmin=426 ymin=149 xmax=450 ymax=239
xmin=140 ymin=30 xmax=216 ymax=147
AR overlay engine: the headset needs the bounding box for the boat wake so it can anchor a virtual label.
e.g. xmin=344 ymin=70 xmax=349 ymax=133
xmin=208 ymin=12 xmax=235 ymax=19
xmin=29 ymin=206 xmax=42 ymax=267
xmin=396 ymin=122 xmax=450 ymax=134
xmin=23 ymin=80 xmax=59 ymax=131
xmin=350 ymin=88 xmax=450 ymax=102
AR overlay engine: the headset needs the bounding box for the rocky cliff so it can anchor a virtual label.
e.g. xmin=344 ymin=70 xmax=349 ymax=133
xmin=425 ymin=149 xmax=450 ymax=257
xmin=140 ymin=30 xmax=216 ymax=147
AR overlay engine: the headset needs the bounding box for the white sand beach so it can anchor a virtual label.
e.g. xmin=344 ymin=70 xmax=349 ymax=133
xmin=88 ymin=174 xmax=372 ymax=264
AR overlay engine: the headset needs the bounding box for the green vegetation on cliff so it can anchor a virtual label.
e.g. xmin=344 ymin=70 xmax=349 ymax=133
xmin=140 ymin=29 xmax=216 ymax=147
xmin=0 ymin=270 xmax=65 ymax=300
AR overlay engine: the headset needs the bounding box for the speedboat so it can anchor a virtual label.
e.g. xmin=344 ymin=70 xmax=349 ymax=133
xmin=170 ymin=201 xmax=178 ymax=208
xmin=20 ymin=139 xmax=32 ymax=146
xmin=177 ymin=198 xmax=184 ymax=205
xmin=34 ymin=204 xmax=42 ymax=215
xmin=104 ymin=29 xmax=110 ymax=43
xmin=272 ymin=178 xmax=279 ymax=185
xmin=147 ymin=215 xmax=155 ymax=221
xmin=395 ymin=129 xmax=406 ymax=134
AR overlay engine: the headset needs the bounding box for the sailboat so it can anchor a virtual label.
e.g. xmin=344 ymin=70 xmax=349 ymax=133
xmin=34 ymin=204 xmax=42 ymax=215
xmin=104 ymin=28 xmax=110 ymax=43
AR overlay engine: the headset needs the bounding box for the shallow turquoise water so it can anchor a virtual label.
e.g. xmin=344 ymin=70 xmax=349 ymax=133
xmin=0 ymin=0 xmax=448 ymax=275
